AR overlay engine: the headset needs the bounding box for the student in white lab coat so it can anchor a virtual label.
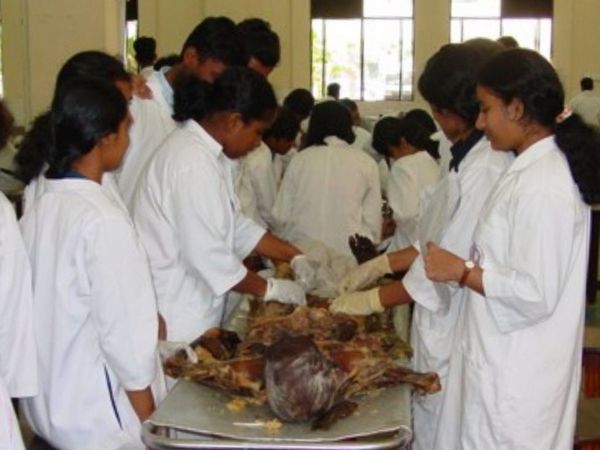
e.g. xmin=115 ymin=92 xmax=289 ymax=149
xmin=0 ymin=100 xmax=36 ymax=450
xmin=133 ymin=68 xmax=313 ymax=344
xmin=16 ymin=51 xmax=135 ymax=215
xmin=237 ymin=18 xmax=280 ymax=77
xmin=340 ymin=98 xmax=380 ymax=162
xmin=330 ymin=39 xmax=512 ymax=450
xmin=116 ymin=17 xmax=247 ymax=209
xmin=371 ymin=116 xmax=440 ymax=250
xmin=20 ymin=78 xmax=161 ymax=450
xmin=236 ymin=107 xmax=300 ymax=228
xmin=283 ymin=88 xmax=315 ymax=150
xmin=424 ymin=48 xmax=600 ymax=450
xmin=264 ymin=107 xmax=301 ymax=188
xmin=272 ymin=100 xmax=382 ymax=256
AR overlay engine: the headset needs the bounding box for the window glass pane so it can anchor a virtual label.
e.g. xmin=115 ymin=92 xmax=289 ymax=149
xmin=400 ymin=19 xmax=413 ymax=100
xmin=450 ymin=19 xmax=462 ymax=42
xmin=311 ymin=19 xmax=325 ymax=99
xmin=363 ymin=19 xmax=401 ymax=100
xmin=538 ymin=19 xmax=552 ymax=60
xmin=501 ymin=19 xmax=537 ymax=50
xmin=461 ymin=19 xmax=501 ymax=40
xmin=323 ymin=20 xmax=361 ymax=99
xmin=451 ymin=0 xmax=500 ymax=18
xmin=364 ymin=0 xmax=413 ymax=18
xmin=126 ymin=20 xmax=138 ymax=72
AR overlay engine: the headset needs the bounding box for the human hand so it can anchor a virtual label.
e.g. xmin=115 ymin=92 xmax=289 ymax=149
xmin=329 ymin=288 xmax=384 ymax=315
xmin=264 ymin=278 xmax=306 ymax=305
xmin=423 ymin=242 xmax=464 ymax=283
xmin=337 ymin=254 xmax=392 ymax=294
xmin=290 ymin=254 xmax=316 ymax=291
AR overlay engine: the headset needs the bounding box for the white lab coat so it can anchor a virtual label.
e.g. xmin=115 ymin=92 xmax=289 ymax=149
xmin=116 ymin=69 xmax=177 ymax=209
xmin=352 ymin=125 xmax=380 ymax=161
xmin=387 ymin=151 xmax=440 ymax=251
xmin=272 ymin=148 xmax=297 ymax=188
xmin=133 ymin=120 xmax=266 ymax=343
xmin=402 ymin=137 xmax=512 ymax=450
xmin=0 ymin=193 xmax=36 ymax=450
xmin=20 ymin=178 xmax=160 ymax=450
xmin=235 ymin=141 xmax=277 ymax=229
xmin=435 ymin=136 xmax=588 ymax=450
xmin=272 ymin=136 xmax=382 ymax=256
xmin=568 ymin=90 xmax=600 ymax=127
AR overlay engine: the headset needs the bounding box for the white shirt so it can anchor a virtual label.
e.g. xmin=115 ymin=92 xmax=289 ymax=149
xmin=235 ymin=141 xmax=277 ymax=229
xmin=0 ymin=193 xmax=36 ymax=450
xmin=272 ymin=136 xmax=382 ymax=255
xmin=139 ymin=66 xmax=155 ymax=80
xmin=569 ymin=90 xmax=600 ymax=127
xmin=20 ymin=178 xmax=159 ymax=450
xmin=116 ymin=68 xmax=177 ymax=210
xmin=133 ymin=120 xmax=266 ymax=343
xmin=272 ymin=148 xmax=297 ymax=188
xmin=352 ymin=125 xmax=380 ymax=161
xmin=402 ymin=137 xmax=512 ymax=450
xmin=387 ymin=151 xmax=440 ymax=250
xmin=435 ymin=136 xmax=588 ymax=449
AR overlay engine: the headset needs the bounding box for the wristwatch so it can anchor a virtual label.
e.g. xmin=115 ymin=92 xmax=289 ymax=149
xmin=459 ymin=260 xmax=476 ymax=287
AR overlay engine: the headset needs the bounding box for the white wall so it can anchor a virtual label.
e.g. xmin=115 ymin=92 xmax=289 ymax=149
xmin=2 ymin=0 xmax=600 ymax=125
xmin=1 ymin=0 xmax=125 ymax=125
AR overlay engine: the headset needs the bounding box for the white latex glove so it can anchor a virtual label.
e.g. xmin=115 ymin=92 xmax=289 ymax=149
xmin=337 ymin=254 xmax=392 ymax=294
xmin=329 ymin=288 xmax=384 ymax=315
xmin=264 ymin=278 xmax=306 ymax=305
xmin=290 ymin=254 xmax=317 ymax=291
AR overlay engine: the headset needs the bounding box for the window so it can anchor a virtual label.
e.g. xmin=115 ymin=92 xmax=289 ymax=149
xmin=311 ymin=0 xmax=414 ymax=101
xmin=125 ymin=0 xmax=138 ymax=73
xmin=450 ymin=0 xmax=552 ymax=59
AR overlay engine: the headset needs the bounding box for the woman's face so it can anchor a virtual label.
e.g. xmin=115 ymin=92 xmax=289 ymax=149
xmin=222 ymin=114 xmax=273 ymax=159
xmin=475 ymin=85 xmax=521 ymax=151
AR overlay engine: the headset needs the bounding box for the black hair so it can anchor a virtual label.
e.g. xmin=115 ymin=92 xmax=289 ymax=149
xmin=237 ymin=18 xmax=280 ymax=68
xmin=303 ymin=101 xmax=354 ymax=148
xmin=154 ymin=54 xmax=181 ymax=71
xmin=478 ymin=48 xmax=600 ymax=205
xmin=418 ymin=38 xmax=503 ymax=126
xmin=581 ymin=77 xmax=594 ymax=91
xmin=17 ymin=51 xmax=130 ymax=183
xmin=0 ymin=101 xmax=14 ymax=149
xmin=182 ymin=17 xmax=247 ymax=67
xmin=497 ymin=36 xmax=519 ymax=49
xmin=133 ymin=36 xmax=157 ymax=67
xmin=372 ymin=116 xmax=438 ymax=160
xmin=339 ymin=98 xmax=358 ymax=112
xmin=263 ymin=107 xmax=300 ymax=141
xmin=283 ymin=89 xmax=315 ymax=120
xmin=173 ymin=66 xmax=277 ymax=124
xmin=56 ymin=51 xmax=131 ymax=90
xmin=404 ymin=108 xmax=437 ymax=135
xmin=327 ymin=82 xmax=340 ymax=99
xmin=45 ymin=78 xmax=128 ymax=178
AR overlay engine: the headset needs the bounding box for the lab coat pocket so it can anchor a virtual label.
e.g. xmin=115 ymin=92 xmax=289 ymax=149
xmin=411 ymin=311 xmax=455 ymax=376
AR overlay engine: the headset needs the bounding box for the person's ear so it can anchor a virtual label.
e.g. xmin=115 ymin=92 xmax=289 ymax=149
xmin=181 ymin=47 xmax=200 ymax=68
xmin=97 ymin=132 xmax=117 ymax=150
xmin=506 ymin=98 xmax=525 ymax=122
xmin=226 ymin=112 xmax=244 ymax=133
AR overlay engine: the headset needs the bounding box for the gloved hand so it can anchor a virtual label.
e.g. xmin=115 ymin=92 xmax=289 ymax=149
xmin=329 ymin=288 xmax=384 ymax=315
xmin=337 ymin=254 xmax=392 ymax=294
xmin=264 ymin=278 xmax=306 ymax=305
xmin=290 ymin=254 xmax=316 ymax=292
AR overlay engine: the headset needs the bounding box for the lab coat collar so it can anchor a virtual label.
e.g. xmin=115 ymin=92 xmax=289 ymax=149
xmin=324 ymin=135 xmax=350 ymax=147
xmin=506 ymin=135 xmax=555 ymax=174
xmin=182 ymin=119 xmax=224 ymax=160
xmin=43 ymin=176 xmax=105 ymax=195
